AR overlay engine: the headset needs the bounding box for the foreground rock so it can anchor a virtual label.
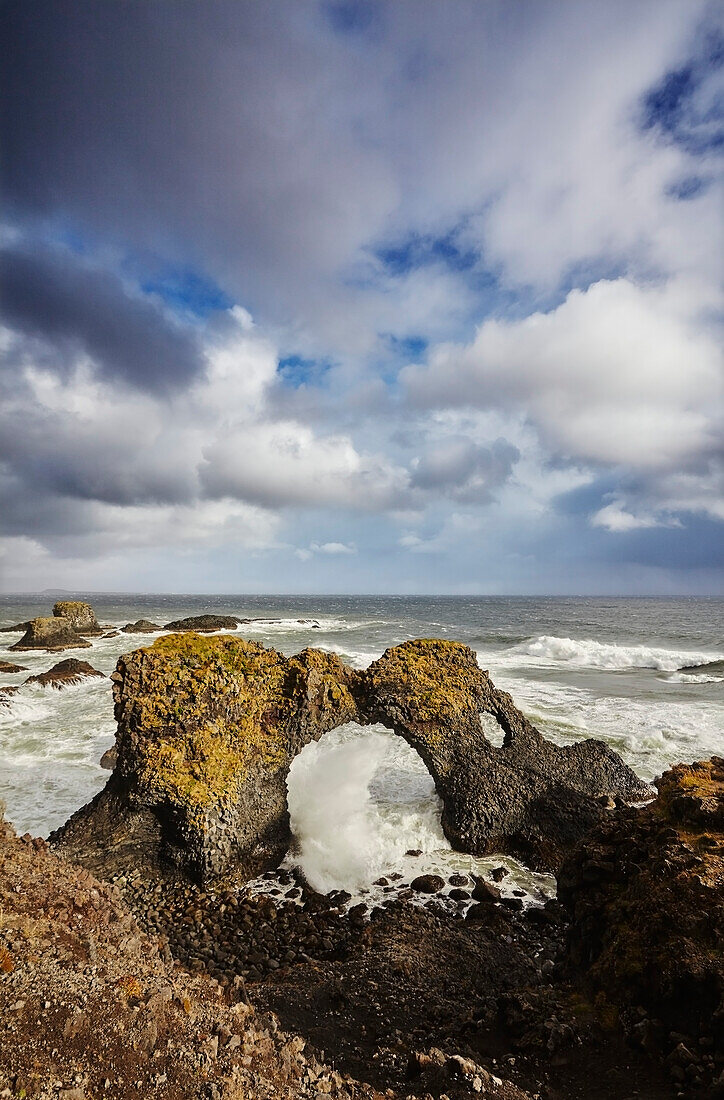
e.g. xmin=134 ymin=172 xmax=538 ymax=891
xmin=52 ymin=599 xmax=103 ymax=635
xmin=0 ymin=814 xmax=378 ymax=1100
xmin=559 ymin=757 xmax=724 ymax=1095
xmin=10 ymin=616 xmax=91 ymax=652
xmin=122 ymin=619 xmax=163 ymax=633
xmin=163 ymin=614 xmax=240 ymax=631
xmin=25 ymin=658 xmax=105 ymax=689
xmin=53 ymin=635 xmax=649 ymax=885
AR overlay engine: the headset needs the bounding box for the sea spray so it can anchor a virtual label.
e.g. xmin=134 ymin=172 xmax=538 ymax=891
xmin=286 ymin=723 xmax=447 ymax=894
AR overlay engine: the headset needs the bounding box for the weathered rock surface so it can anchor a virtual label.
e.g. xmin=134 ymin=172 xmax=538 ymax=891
xmin=559 ymin=757 xmax=724 ymax=1094
xmin=162 ymin=614 xmax=240 ymax=632
xmin=10 ymin=616 xmax=92 ymax=652
xmin=53 ymin=635 xmax=649 ymax=885
xmin=0 ymin=660 xmax=27 ymax=673
xmin=53 ymin=600 xmax=103 ymax=635
xmin=121 ymin=619 xmax=163 ymax=633
xmin=25 ymin=658 xmax=105 ymax=689
xmin=0 ymin=813 xmax=376 ymax=1100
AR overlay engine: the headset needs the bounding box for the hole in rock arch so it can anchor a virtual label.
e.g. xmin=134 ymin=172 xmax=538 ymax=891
xmin=480 ymin=711 xmax=507 ymax=748
xmin=285 ymin=722 xmax=447 ymax=895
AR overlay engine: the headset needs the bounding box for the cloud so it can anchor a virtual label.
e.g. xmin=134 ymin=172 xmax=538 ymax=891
xmin=295 ymin=541 xmax=357 ymax=560
xmin=0 ymin=241 xmax=203 ymax=393
xmin=404 ymin=277 xmax=723 ymax=521
xmin=591 ymin=497 xmax=682 ymax=532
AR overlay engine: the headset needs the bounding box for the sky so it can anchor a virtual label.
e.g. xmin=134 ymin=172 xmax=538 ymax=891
xmin=0 ymin=0 xmax=722 ymax=595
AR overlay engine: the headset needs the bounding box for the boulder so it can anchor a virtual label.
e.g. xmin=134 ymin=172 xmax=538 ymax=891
xmin=25 ymin=658 xmax=105 ymax=689
xmin=162 ymin=615 xmax=240 ymax=632
xmin=100 ymin=745 xmax=118 ymax=770
xmin=410 ymin=874 xmax=445 ymax=893
xmin=52 ymin=636 xmax=650 ymax=885
xmin=559 ymin=757 xmax=724 ymax=1087
xmin=10 ymin=617 xmax=91 ymax=652
xmin=121 ymin=620 xmax=162 ymax=634
xmin=53 ymin=601 xmax=103 ymax=636
xmin=0 ymin=661 xmax=27 ymax=673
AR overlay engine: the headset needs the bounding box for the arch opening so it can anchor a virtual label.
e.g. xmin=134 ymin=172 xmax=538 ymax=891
xmin=285 ymin=722 xmax=447 ymax=894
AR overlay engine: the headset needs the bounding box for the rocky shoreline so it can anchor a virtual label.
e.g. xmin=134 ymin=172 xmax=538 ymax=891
xmin=1 ymin=606 xmax=722 ymax=1099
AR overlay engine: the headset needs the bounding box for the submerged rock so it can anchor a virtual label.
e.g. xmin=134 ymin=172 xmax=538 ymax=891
xmin=10 ymin=616 xmax=92 ymax=652
xmin=121 ymin=619 xmax=162 ymax=633
xmin=162 ymin=614 xmax=240 ymax=632
xmin=53 ymin=635 xmax=649 ymax=885
xmin=559 ymin=757 xmax=724 ymax=1091
xmin=25 ymin=658 xmax=105 ymax=689
xmin=0 ymin=686 xmax=19 ymax=707
xmin=410 ymin=874 xmax=446 ymax=893
xmin=52 ymin=600 xmax=103 ymax=635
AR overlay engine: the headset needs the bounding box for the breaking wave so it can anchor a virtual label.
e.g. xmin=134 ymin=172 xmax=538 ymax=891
xmin=510 ymin=635 xmax=723 ymax=672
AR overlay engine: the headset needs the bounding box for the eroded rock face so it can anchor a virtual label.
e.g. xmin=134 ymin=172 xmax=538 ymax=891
xmin=53 ymin=635 xmax=650 ymax=884
xmin=53 ymin=600 xmax=103 ymax=635
xmin=25 ymin=658 xmax=105 ymax=689
xmin=10 ymin=616 xmax=92 ymax=652
xmin=559 ymin=758 xmax=724 ymax=1089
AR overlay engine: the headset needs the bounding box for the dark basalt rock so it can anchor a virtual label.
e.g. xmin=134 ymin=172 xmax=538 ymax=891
xmin=52 ymin=635 xmax=650 ymax=885
xmin=162 ymin=614 xmax=241 ymax=632
xmin=25 ymin=658 xmax=105 ymax=689
xmin=0 ymin=661 xmax=27 ymax=673
xmin=121 ymin=620 xmax=162 ymax=633
xmin=10 ymin=617 xmax=92 ymax=652
xmin=410 ymin=874 xmax=445 ymax=893
xmin=53 ymin=600 xmax=103 ymax=636
xmin=559 ymin=757 xmax=724 ymax=1091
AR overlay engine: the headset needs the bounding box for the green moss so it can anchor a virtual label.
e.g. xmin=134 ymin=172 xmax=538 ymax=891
xmin=123 ymin=633 xmax=357 ymax=816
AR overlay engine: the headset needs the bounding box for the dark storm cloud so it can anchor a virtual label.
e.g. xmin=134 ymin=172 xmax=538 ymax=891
xmin=0 ymin=242 xmax=202 ymax=393
xmin=0 ymin=0 xmax=396 ymax=326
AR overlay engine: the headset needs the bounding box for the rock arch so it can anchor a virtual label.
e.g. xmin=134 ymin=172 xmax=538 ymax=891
xmin=52 ymin=635 xmax=651 ymax=884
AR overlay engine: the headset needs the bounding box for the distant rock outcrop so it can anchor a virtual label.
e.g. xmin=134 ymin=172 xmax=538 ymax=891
xmin=53 ymin=635 xmax=650 ymax=885
xmin=25 ymin=658 xmax=105 ymax=689
xmin=53 ymin=600 xmax=103 ymax=635
xmin=162 ymin=614 xmax=240 ymax=632
xmin=0 ymin=661 xmax=27 ymax=673
xmin=10 ymin=617 xmax=92 ymax=652
xmin=559 ymin=757 xmax=723 ymax=1093
xmin=121 ymin=620 xmax=162 ymax=633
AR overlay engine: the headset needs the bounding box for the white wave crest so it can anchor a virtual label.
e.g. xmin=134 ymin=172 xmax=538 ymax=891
xmin=511 ymin=635 xmax=722 ymax=672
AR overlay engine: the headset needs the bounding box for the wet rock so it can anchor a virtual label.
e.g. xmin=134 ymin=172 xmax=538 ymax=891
xmin=121 ymin=620 xmax=162 ymax=633
xmin=25 ymin=659 xmax=105 ymax=689
xmin=472 ymin=877 xmax=501 ymax=903
xmin=0 ymin=660 xmax=27 ymax=673
xmin=103 ymin=631 xmax=120 ymax=638
xmin=448 ymin=873 xmax=468 ymax=886
xmin=162 ymin=615 xmax=240 ymax=632
xmin=491 ymin=866 xmax=509 ymax=882
xmin=411 ymin=874 xmax=446 ymax=894
xmin=0 ymin=686 xmax=20 ymax=707
xmin=0 ymin=620 xmax=31 ymax=633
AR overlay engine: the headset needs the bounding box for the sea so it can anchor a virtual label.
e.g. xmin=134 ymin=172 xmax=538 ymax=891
xmin=1 ymin=595 xmax=722 ymax=907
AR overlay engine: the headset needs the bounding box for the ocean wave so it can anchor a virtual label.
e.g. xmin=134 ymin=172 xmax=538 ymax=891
xmin=665 ymin=671 xmax=724 ymax=685
xmin=509 ymin=635 xmax=723 ymax=672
